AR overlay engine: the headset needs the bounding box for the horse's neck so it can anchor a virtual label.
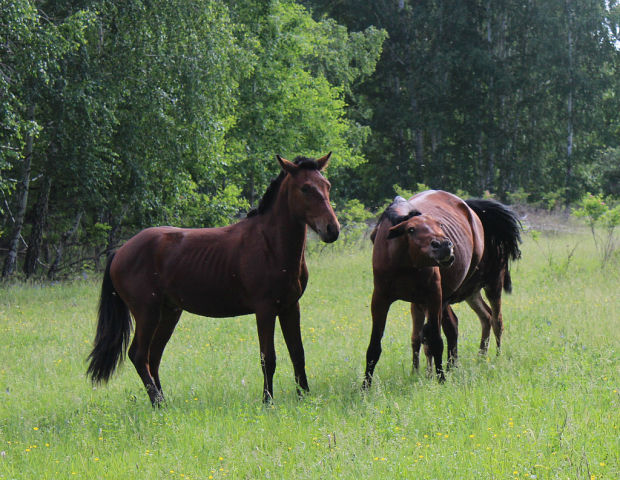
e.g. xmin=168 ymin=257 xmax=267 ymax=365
xmin=261 ymin=198 xmax=307 ymax=266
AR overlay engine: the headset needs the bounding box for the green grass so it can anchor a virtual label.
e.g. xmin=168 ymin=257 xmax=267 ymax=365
xmin=0 ymin=233 xmax=618 ymax=479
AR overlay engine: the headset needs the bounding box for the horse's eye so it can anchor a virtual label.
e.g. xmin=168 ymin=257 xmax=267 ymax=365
xmin=301 ymin=184 xmax=311 ymax=194
xmin=407 ymin=227 xmax=415 ymax=234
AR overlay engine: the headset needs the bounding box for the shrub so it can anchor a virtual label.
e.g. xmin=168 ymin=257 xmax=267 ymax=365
xmin=573 ymin=193 xmax=619 ymax=266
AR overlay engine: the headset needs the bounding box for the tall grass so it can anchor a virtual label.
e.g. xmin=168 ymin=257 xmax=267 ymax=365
xmin=0 ymin=232 xmax=618 ymax=479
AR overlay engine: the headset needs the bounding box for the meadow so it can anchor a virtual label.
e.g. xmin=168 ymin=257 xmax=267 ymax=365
xmin=0 ymin=230 xmax=618 ymax=479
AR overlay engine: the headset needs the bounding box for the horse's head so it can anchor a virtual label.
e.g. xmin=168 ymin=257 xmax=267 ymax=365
xmin=277 ymin=153 xmax=340 ymax=243
xmin=387 ymin=214 xmax=454 ymax=267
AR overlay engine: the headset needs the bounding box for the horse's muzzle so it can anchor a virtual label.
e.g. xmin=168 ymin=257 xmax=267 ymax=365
xmin=438 ymin=254 xmax=455 ymax=267
xmin=432 ymin=240 xmax=454 ymax=267
xmin=320 ymin=223 xmax=340 ymax=243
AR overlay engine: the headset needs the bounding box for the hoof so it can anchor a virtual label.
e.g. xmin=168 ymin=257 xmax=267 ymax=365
xmin=147 ymin=386 xmax=165 ymax=407
xmin=296 ymin=386 xmax=310 ymax=399
xmin=361 ymin=377 xmax=373 ymax=391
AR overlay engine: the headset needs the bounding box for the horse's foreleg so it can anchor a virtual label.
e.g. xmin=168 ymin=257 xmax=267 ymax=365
xmin=363 ymin=290 xmax=392 ymax=389
xmin=422 ymin=285 xmax=444 ymax=381
xmin=279 ymin=302 xmax=309 ymax=397
xmin=422 ymin=321 xmax=444 ymax=381
xmin=128 ymin=304 xmax=164 ymax=406
xmin=148 ymin=306 xmax=182 ymax=398
xmin=410 ymin=303 xmax=425 ymax=372
xmin=466 ymin=291 xmax=492 ymax=354
xmin=256 ymin=310 xmax=277 ymax=403
xmin=442 ymin=305 xmax=459 ymax=369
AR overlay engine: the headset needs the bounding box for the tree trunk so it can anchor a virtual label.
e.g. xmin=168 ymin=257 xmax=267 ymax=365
xmin=23 ymin=174 xmax=51 ymax=278
xmin=415 ymin=128 xmax=424 ymax=168
xmin=2 ymin=104 xmax=34 ymax=279
xmin=409 ymin=79 xmax=424 ymax=168
xmin=565 ymin=0 xmax=575 ymax=205
xmin=47 ymin=211 xmax=82 ymax=280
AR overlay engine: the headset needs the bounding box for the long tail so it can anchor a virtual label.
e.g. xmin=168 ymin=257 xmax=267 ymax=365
xmin=465 ymin=199 xmax=522 ymax=293
xmin=86 ymin=253 xmax=133 ymax=384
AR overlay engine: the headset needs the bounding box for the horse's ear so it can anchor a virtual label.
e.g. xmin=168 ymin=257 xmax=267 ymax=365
xmin=387 ymin=221 xmax=407 ymax=239
xmin=316 ymin=152 xmax=332 ymax=171
xmin=277 ymin=155 xmax=298 ymax=174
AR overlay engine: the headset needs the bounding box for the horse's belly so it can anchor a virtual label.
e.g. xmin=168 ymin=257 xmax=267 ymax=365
xmin=185 ymin=303 xmax=254 ymax=318
xmin=168 ymin=289 xmax=253 ymax=318
xmin=175 ymin=297 xmax=254 ymax=318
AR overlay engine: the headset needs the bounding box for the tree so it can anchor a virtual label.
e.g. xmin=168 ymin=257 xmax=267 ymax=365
xmin=2 ymin=0 xmax=385 ymax=278
xmin=0 ymin=0 xmax=94 ymax=278
xmin=305 ymin=0 xmax=620 ymax=206
xmin=224 ymin=0 xmax=385 ymax=206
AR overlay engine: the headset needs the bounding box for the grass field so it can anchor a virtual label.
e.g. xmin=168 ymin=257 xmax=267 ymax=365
xmin=0 ymin=232 xmax=618 ymax=479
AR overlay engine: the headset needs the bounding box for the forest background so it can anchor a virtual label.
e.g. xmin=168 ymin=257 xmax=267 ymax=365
xmin=1 ymin=0 xmax=619 ymax=280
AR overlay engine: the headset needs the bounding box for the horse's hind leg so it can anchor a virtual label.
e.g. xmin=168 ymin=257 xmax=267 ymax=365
xmin=442 ymin=305 xmax=459 ymax=369
xmin=466 ymin=291 xmax=492 ymax=354
xmin=279 ymin=302 xmax=309 ymax=397
xmin=128 ymin=304 xmax=164 ymax=406
xmin=484 ymin=286 xmax=504 ymax=354
xmin=410 ymin=303 xmax=425 ymax=371
xmin=148 ymin=305 xmax=182 ymax=398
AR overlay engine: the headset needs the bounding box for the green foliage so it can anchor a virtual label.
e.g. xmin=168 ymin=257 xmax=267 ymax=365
xmin=177 ymin=183 xmax=250 ymax=228
xmin=0 ymin=0 xmax=94 ymax=199
xmin=335 ymin=198 xmax=374 ymax=246
xmin=309 ymin=0 xmax=620 ymax=204
xmin=337 ymin=199 xmax=374 ymax=225
xmin=541 ymin=189 xmax=566 ymax=212
xmin=224 ymin=0 xmax=385 ymax=204
xmin=2 ymin=0 xmax=620 ymax=278
xmin=594 ymin=147 xmax=620 ymax=197
xmin=573 ymin=193 xmax=620 ymax=266
xmin=602 ymin=204 xmax=620 ymax=229
xmin=573 ymin=193 xmax=608 ymax=226
xmin=392 ymin=183 xmax=430 ymax=200
xmin=85 ymin=222 xmax=112 ymax=246
xmin=100 ymin=0 xmax=247 ymax=227
xmin=453 ymin=189 xmax=471 ymax=200
xmin=506 ymin=188 xmax=530 ymax=206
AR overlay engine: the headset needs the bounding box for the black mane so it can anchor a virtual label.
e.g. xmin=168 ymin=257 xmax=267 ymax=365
xmin=246 ymin=156 xmax=320 ymax=217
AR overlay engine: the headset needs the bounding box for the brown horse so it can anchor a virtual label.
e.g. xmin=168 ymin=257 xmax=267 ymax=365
xmin=363 ymin=190 xmax=521 ymax=387
xmin=87 ymin=153 xmax=340 ymax=405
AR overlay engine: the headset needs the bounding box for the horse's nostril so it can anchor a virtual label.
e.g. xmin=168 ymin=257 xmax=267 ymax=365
xmin=323 ymin=223 xmax=339 ymax=242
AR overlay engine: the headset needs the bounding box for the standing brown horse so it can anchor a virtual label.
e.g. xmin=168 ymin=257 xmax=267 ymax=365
xmin=363 ymin=190 xmax=521 ymax=387
xmin=87 ymin=153 xmax=339 ymax=405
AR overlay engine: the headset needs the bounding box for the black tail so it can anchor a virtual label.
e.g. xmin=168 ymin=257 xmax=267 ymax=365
xmin=465 ymin=199 xmax=522 ymax=293
xmin=86 ymin=253 xmax=133 ymax=384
